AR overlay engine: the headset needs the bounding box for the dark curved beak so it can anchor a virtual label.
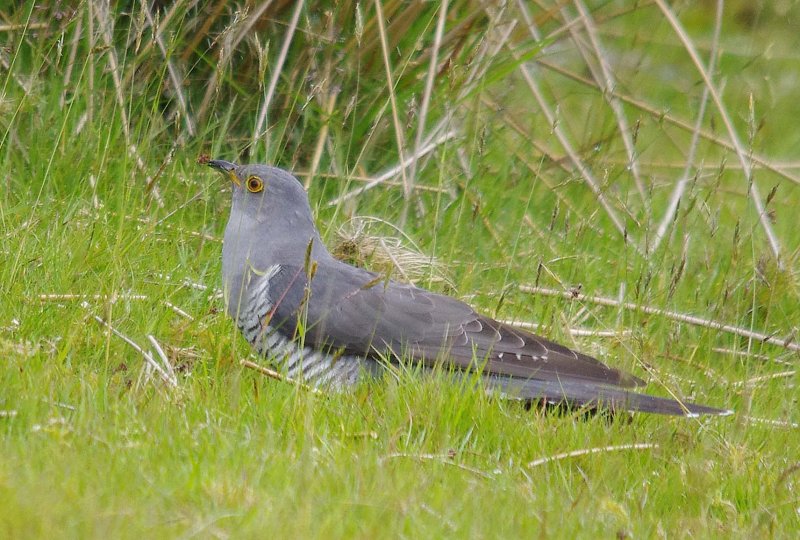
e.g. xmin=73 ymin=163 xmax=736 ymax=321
xmin=207 ymin=159 xmax=237 ymax=172
xmin=207 ymin=158 xmax=241 ymax=186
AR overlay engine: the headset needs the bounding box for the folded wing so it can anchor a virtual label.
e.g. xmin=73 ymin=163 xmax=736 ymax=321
xmin=264 ymin=260 xmax=728 ymax=416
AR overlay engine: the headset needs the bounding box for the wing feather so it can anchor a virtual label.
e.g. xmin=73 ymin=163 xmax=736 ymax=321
xmin=258 ymin=259 xmax=729 ymax=415
xmin=267 ymin=261 xmax=641 ymax=388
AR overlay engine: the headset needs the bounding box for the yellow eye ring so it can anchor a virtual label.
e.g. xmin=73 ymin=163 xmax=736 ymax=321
xmin=246 ymin=175 xmax=264 ymax=193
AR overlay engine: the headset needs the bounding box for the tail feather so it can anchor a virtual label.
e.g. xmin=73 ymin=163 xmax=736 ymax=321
xmin=486 ymin=375 xmax=733 ymax=417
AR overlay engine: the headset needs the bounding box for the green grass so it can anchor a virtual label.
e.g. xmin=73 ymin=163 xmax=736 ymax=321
xmin=2 ymin=1 xmax=799 ymax=538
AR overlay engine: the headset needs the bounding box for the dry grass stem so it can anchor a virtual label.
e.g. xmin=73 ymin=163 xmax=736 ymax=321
xmin=743 ymin=416 xmax=799 ymax=430
xmin=39 ymin=293 xmax=148 ymax=301
xmin=571 ymin=0 xmax=647 ymax=204
xmin=496 ymin=320 xmax=632 ymax=338
xmin=93 ymin=2 xmax=130 ymax=144
xmin=373 ymin=0 xmax=410 ymax=200
xmin=295 ymin=171 xmax=450 ymax=195
xmin=163 ymin=301 xmax=194 ymax=320
xmin=251 ymin=0 xmax=304 ymax=155
xmin=511 ymin=44 xmax=632 ymax=246
xmin=328 ymin=128 xmax=457 ymax=206
xmin=662 ymin=351 xmax=728 ymax=383
xmin=711 ymin=347 xmax=792 ymax=365
xmin=197 ymin=1 xmax=275 ymax=121
xmin=141 ymin=2 xmax=195 ymax=137
xmin=0 ymin=22 xmax=48 ymax=31
xmin=305 ymin=90 xmax=338 ymax=190
xmin=535 ymin=57 xmax=800 ymax=187
xmin=147 ymin=335 xmax=179 ymax=386
xmin=122 ymin=0 xmax=194 ymax=75
xmin=60 ymin=16 xmax=82 ymax=107
xmin=654 ymin=0 xmax=783 ymax=266
xmin=332 ymin=216 xmax=453 ymax=286
xmin=38 ymin=293 xmax=193 ymax=319
xmin=85 ymin=303 xmax=178 ymax=388
xmin=333 ymin=5 xmax=517 ymax=208
xmin=481 ymin=94 xmax=605 ymax=229
xmin=122 ymin=213 xmax=220 ymax=242
xmin=240 ymin=359 xmax=324 ymax=395
xmin=651 ymin=0 xmax=722 ymax=253
xmin=85 ymin=1 xmax=95 ymax=125
xmin=521 ymin=285 xmax=800 ymax=353
xmin=405 ymin=0 xmax=449 ymax=216
xmin=733 ymin=370 xmax=796 ymax=388
xmin=129 ymin=144 xmax=165 ymax=207
xmin=380 ymin=453 xmax=493 ymax=479
xmin=528 ymin=443 xmax=659 ymax=468
xmin=513 ymin=4 xmax=635 ymax=241
xmin=153 ymin=184 xmax=206 ymax=226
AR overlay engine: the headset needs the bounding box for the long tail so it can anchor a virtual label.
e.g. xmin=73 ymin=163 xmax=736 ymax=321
xmin=486 ymin=375 xmax=733 ymax=417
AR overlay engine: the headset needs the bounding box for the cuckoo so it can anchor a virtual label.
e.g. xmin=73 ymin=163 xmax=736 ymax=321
xmin=208 ymin=159 xmax=731 ymax=417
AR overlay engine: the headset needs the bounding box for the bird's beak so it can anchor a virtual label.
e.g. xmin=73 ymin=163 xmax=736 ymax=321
xmin=207 ymin=159 xmax=241 ymax=186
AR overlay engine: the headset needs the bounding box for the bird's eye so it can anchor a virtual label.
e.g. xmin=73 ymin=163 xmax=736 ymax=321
xmin=246 ymin=175 xmax=264 ymax=193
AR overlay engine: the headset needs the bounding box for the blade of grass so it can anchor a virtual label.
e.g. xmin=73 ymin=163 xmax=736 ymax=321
xmin=654 ymin=0 xmax=783 ymax=266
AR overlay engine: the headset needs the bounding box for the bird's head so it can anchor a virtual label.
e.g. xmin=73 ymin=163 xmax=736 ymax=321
xmin=207 ymin=159 xmax=314 ymax=226
xmin=207 ymin=159 xmax=328 ymax=269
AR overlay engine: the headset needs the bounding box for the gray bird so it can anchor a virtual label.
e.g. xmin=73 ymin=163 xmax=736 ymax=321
xmin=208 ymin=159 xmax=731 ymax=417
